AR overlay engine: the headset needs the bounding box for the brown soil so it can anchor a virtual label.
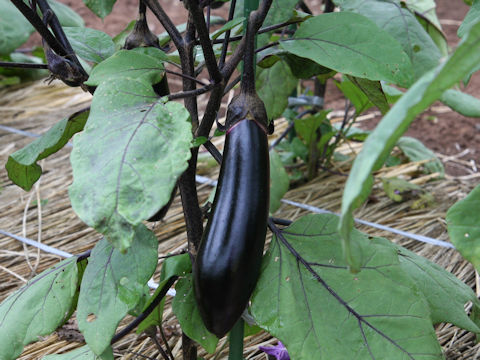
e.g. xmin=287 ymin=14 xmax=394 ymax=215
xmin=56 ymin=0 xmax=480 ymax=176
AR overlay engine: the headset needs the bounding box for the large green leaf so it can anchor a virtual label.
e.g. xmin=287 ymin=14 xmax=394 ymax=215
xmin=85 ymin=48 xmax=166 ymax=86
xmin=69 ymin=77 xmax=192 ymax=251
xmin=446 ymin=185 xmax=480 ymax=270
xmin=63 ymin=27 xmax=115 ymax=64
xmin=252 ymin=215 xmax=442 ymax=359
xmin=391 ymin=242 xmax=480 ymax=332
xmin=42 ymin=345 xmax=113 ymax=360
xmin=396 ymin=136 xmax=444 ymax=176
xmin=82 ymin=0 xmax=116 ymax=19
xmin=0 ymin=0 xmax=34 ymax=55
xmin=77 ymin=227 xmax=158 ymax=355
xmin=172 ymin=275 xmax=218 ymax=353
xmin=279 ymin=12 xmax=413 ymax=87
xmin=6 ymin=109 xmax=88 ymax=191
xmin=440 ymin=89 xmax=480 ymax=117
xmin=256 ymin=61 xmax=297 ymax=120
xmin=334 ymin=0 xmax=441 ymax=81
xmin=0 ymin=257 xmax=79 ymax=360
xmin=339 ymin=19 xmax=480 ymax=271
xmin=252 ymin=214 xmax=479 ymax=360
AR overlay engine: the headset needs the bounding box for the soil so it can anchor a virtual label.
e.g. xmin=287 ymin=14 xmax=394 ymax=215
xmin=55 ymin=0 xmax=480 ymax=176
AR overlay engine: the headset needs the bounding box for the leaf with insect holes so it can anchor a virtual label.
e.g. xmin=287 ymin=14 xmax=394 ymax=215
xmin=339 ymin=19 xmax=480 ymax=271
xmin=42 ymin=345 xmax=113 ymax=360
xmin=0 ymin=257 xmax=79 ymax=360
xmin=252 ymin=214 xmax=479 ymax=360
xmin=334 ymin=0 xmax=441 ymax=81
xmin=280 ymin=12 xmax=414 ymax=87
xmin=172 ymin=275 xmax=218 ymax=353
xmin=6 ymin=109 xmax=88 ymax=191
xmin=77 ymin=226 xmax=157 ymax=355
xmin=69 ymin=77 xmax=191 ymax=251
xmin=63 ymin=27 xmax=115 ymax=64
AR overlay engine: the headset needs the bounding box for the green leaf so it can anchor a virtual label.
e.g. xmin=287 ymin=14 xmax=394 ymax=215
xmin=335 ymin=78 xmax=373 ymax=115
xmin=77 ymin=226 xmax=158 ymax=355
xmin=390 ymin=240 xmax=480 ymax=332
xmin=441 ymin=89 xmax=480 ymax=117
xmin=0 ymin=257 xmax=79 ymax=360
xmin=137 ymin=254 xmax=191 ymax=334
xmin=251 ymin=214 xmax=448 ymax=359
xmin=403 ymin=0 xmax=448 ymax=56
xmin=264 ymin=0 xmax=298 ymax=27
xmin=256 ymin=61 xmax=297 ymax=120
xmin=85 ymin=49 xmax=166 ymax=86
xmin=396 ymin=136 xmax=444 ymax=176
xmin=283 ymin=53 xmax=332 ymax=79
xmin=47 ymin=0 xmax=84 ymax=27
xmin=335 ymin=0 xmax=441 ymax=81
xmin=158 ymin=16 xmax=226 ymax=46
xmin=82 ymin=0 xmax=116 ymax=19
xmin=269 ymin=150 xmax=289 ymax=213
xmin=339 ymin=19 xmax=480 ymax=271
xmin=346 ymin=76 xmax=390 ymax=115
xmin=0 ymin=0 xmax=34 ymax=55
xmin=280 ymin=12 xmax=414 ymax=87
xmin=69 ymin=79 xmax=191 ymax=251
xmin=63 ymin=27 xmax=115 ymax=64
xmin=172 ymin=275 xmax=218 ymax=353
xmin=42 ymin=345 xmax=113 ymax=360
xmin=459 ymin=0 xmax=480 ymax=38
xmin=447 ymin=185 xmax=480 ymax=270
xmin=112 ymin=20 xmax=135 ymax=50
xmin=6 ymin=109 xmax=89 ymax=191
xmin=211 ymin=17 xmax=245 ymax=40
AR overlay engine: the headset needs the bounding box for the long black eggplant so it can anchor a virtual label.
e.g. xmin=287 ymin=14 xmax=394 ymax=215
xmin=194 ymin=90 xmax=270 ymax=337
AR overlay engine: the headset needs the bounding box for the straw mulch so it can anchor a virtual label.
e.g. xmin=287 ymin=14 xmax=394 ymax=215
xmin=1 ymin=80 xmax=479 ymax=359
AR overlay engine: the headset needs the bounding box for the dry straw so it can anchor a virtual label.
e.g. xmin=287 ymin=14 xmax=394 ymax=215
xmin=0 ymin=80 xmax=478 ymax=359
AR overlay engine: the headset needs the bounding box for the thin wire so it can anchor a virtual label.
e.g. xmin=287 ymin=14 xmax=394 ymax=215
xmin=194 ymin=175 xmax=455 ymax=249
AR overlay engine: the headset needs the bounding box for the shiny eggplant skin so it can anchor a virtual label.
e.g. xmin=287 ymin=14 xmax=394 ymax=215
xmin=194 ymin=117 xmax=269 ymax=338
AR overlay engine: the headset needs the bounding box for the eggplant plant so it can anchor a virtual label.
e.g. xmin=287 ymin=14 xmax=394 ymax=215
xmin=2 ymin=0 xmax=480 ymax=359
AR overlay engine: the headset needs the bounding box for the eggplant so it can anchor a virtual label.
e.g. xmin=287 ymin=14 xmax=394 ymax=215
xmin=194 ymin=92 xmax=270 ymax=337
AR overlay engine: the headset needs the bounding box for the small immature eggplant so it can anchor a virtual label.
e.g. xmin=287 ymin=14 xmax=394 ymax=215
xmin=194 ymin=92 xmax=270 ymax=337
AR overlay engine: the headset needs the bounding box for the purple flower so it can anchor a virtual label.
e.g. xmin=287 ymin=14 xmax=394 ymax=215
xmin=259 ymin=341 xmax=290 ymax=360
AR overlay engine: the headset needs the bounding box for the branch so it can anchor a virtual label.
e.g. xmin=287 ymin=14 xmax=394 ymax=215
xmin=195 ymin=84 xmax=225 ymax=138
xmin=221 ymin=0 xmax=273 ymax=80
xmin=212 ymin=19 xmax=301 ymax=45
xmin=37 ymin=0 xmax=84 ymax=72
xmin=143 ymin=0 xmax=184 ymax=49
xmin=110 ymin=276 xmax=178 ymax=345
xmin=0 ymin=61 xmax=48 ymax=69
xmin=165 ymin=69 xmax=208 ymax=86
xmin=219 ymin=0 xmax=237 ymax=69
xmin=167 ymin=83 xmax=215 ymax=101
xmin=10 ymin=0 xmax=66 ymax=57
xmin=183 ymin=0 xmax=222 ymax=84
